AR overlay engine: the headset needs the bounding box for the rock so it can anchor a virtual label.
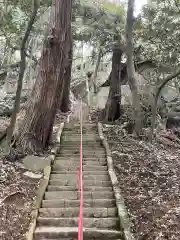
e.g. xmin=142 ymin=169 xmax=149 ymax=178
xmin=15 ymin=162 xmax=28 ymax=170
xmin=23 ymin=155 xmax=51 ymax=171
xmin=166 ymin=115 xmax=180 ymax=129
xmin=23 ymin=171 xmax=43 ymax=179
xmin=0 ymin=91 xmax=28 ymax=117
xmin=2 ymin=191 xmax=26 ymax=208
xmin=161 ymin=86 xmax=178 ymax=102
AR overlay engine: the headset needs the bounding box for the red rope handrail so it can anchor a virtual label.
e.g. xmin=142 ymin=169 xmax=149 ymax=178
xmin=78 ymin=99 xmax=83 ymax=240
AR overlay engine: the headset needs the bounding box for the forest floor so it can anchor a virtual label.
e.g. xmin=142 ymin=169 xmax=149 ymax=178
xmin=104 ymin=125 xmax=180 ymax=240
xmin=0 ymin=111 xmax=67 ymax=240
xmin=0 ymin=160 xmax=39 ymax=240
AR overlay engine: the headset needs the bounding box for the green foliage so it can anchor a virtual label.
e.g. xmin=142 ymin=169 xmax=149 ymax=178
xmin=0 ymin=0 xmax=51 ymax=54
xmin=135 ymin=0 xmax=180 ymax=68
xmin=73 ymin=0 xmax=125 ymax=54
xmin=103 ymin=2 xmax=125 ymax=16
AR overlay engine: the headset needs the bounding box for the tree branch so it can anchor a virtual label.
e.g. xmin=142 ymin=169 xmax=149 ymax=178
xmin=157 ymin=66 xmax=180 ymax=96
xmin=150 ymin=66 xmax=180 ymax=142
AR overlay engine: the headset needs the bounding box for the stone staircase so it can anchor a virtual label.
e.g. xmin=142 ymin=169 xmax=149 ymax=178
xmin=33 ymin=122 xmax=122 ymax=239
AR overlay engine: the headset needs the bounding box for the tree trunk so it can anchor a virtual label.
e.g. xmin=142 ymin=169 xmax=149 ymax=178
xmin=60 ymin=41 xmax=72 ymax=113
xmin=125 ymin=0 xmax=141 ymax=135
xmin=93 ymin=47 xmax=102 ymax=94
xmin=6 ymin=0 xmax=39 ymax=149
xmin=105 ymin=44 xmax=123 ymax=122
xmin=16 ymin=0 xmax=72 ymax=153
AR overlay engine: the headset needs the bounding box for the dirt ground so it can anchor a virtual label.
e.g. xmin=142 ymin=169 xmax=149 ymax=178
xmin=0 ymin=159 xmax=40 ymax=240
xmin=104 ymin=125 xmax=180 ymax=240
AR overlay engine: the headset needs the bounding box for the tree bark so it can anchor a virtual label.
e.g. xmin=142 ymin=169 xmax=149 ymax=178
xmin=60 ymin=41 xmax=73 ymax=113
xmin=105 ymin=44 xmax=123 ymax=121
xmin=125 ymin=0 xmax=141 ymax=135
xmin=16 ymin=0 xmax=73 ymax=153
xmin=92 ymin=47 xmax=102 ymax=94
xmin=6 ymin=0 xmax=39 ymax=148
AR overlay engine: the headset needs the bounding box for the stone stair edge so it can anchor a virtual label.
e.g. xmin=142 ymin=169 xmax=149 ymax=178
xmin=41 ymin=199 xmax=116 ymax=208
xmin=36 ymin=217 xmax=120 ymax=229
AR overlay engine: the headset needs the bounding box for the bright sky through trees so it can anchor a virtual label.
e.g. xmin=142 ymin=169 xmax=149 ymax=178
xmin=135 ymin=0 xmax=147 ymax=15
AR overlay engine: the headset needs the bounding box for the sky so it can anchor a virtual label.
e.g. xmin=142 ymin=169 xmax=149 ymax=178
xmin=135 ymin=0 xmax=147 ymax=15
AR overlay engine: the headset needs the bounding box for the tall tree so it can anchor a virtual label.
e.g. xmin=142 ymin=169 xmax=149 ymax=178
xmin=92 ymin=46 xmax=103 ymax=94
xmin=60 ymin=40 xmax=73 ymax=113
xmin=105 ymin=43 xmax=123 ymax=121
xmin=16 ymin=0 xmax=73 ymax=152
xmin=126 ymin=0 xmax=141 ymax=135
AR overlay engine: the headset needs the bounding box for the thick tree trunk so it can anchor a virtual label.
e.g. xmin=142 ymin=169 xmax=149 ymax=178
xmin=61 ymin=41 xmax=72 ymax=113
xmin=105 ymin=44 xmax=123 ymax=121
xmin=126 ymin=0 xmax=141 ymax=135
xmin=16 ymin=0 xmax=72 ymax=153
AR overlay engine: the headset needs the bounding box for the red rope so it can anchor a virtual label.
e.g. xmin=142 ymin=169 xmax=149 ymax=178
xmin=78 ymin=99 xmax=83 ymax=240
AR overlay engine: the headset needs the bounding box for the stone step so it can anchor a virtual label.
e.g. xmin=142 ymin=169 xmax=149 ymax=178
xmin=47 ymin=185 xmax=112 ymax=192
xmin=57 ymin=152 xmax=106 ymax=158
xmin=42 ymin=199 xmax=116 ymax=208
xmin=64 ymin=124 xmax=97 ymax=128
xmin=62 ymin=136 xmax=100 ymax=142
xmin=58 ymin=154 xmax=106 ymax=159
xmin=62 ymin=135 xmax=99 ymax=139
xmin=58 ymin=149 xmax=104 ymax=154
xmin=63 ymin=130 xmax=98 ymax=135
xmin=39 ymin=207 xmax=117 ymax=218
xmin=62 ymin=129 xmax=99 ymax=137
xmin=55 ymin=156 xmax=107 ymax=165
xmin=35 ymin=236 xmax=122 ymax=240
xmin=55 ymin=155 xmax=106 ymax=159
xmin=64 ymin=122 xmax=96 ymax=128
xmin=52 ymin=165 xmax=107 ymax=172
xmin=63 ymin=129 xmax=98 ymax=134
xmin=59 ymin=146 xmax=104 ymax=150
xmin=61 ymin=145 xmax=102 ymax=149
xmin=53 ymin=160 xmax=107 ymax=167
xmin=49 ymin=179 xmax=111 ymax=187
xmin=61 ymin=141 xmax=101 ymax=147
xmin=58 ymin=149 xmax=105 ymax=154
xmin=34 ymin=227 xmax=121 ymax=239
xmin=44 ymin=191 xmax=114 ymax=200
xmin=50 ymin=174 xmax=109 ymax=181
xmin=63 ymin=131 xmax=98 ymax=135
xmin=61 ymin=141 xmax=101 ymax=146
xmin=51 ymin=170 xmax=108 ymax=175
xmin=36 ymin=218 xmax=119 ymax=229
